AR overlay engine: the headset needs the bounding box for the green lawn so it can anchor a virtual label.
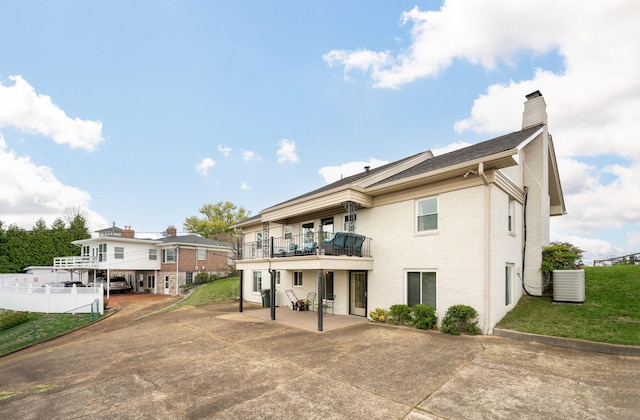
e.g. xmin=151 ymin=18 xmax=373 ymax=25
xmin=497 ymin=265 xmax=640 ymax=345
xmin=171 ymin=276 xmax=239 ymax=309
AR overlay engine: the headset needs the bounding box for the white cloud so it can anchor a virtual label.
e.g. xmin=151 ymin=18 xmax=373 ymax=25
xmin=195 ymin=157 xmax=215 ymax=176
xmin=276 ymin=139 xmax=299 ymax=164
xmin=319 ymin=158 xmax=388 ymax=184
xmin=242 ymin=150 xmax=260 ymax=162
xmin=218 ymin=144 xmax=231 ymax=156
xmin=0 ymin=134 xmax=106 ymax=229
xmin=241 ymin=182 xmax=251 ymax=190
xmin=325 ymin=1 xmax=640 ymax=256
xmin=431 ymin=141 xmax=472 ymax=156
xmin=0 ymin=75 xmax=104 ymax=151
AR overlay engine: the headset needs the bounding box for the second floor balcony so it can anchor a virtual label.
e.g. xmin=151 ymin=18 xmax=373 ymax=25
xmin=53 ymin=255 xmax=99 ymax=269
xmin=238 ymin=232 xmax=372 ymax=261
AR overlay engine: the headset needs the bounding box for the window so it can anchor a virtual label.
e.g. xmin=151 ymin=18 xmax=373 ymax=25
xmin=324 ymin=272 xmax=334 ymax=298
xmin=407 ymin=271 xmax=437 ymax=309
xmin=302 ymin=222 xmax=314 ymax=244
xmin=417 ymin=197 xmax=438 ymax=231
xmin=149 ymin=249 xmax=157 ymax=260
xmin=284 ymin=225 xmax=292 ymax=240
xmin=114 ymin=246 xmax=124 ymax=259
xmin=197 ymin=249 xmax=206 ymax=260
xmin=98 ymin=243 xmax=107 ymax=262
xmin=505 ymin=264 xmax=514 ymax=305
xmin=294 ymin=271 xmax=303 ymax=287
xmin=252 ymin=271 xmax=262 ymax=292
xmin=82 ymin=245 xmax=90 ymax=256
xmin=276 ymin=271 xmax=281 ymax=286
xmin=147 ymin=275 xmax=155 ymax=289
xmin=163 ymin=248 xmax=176 ymax=263
xmin=343 ymin=214 xmax=357 ymax=232
xmin=256 ymin=232 xmax=263 ymax=249
xmin=508 ymin=197 xmax=515 ymax=233
xmin=186 ymin=272 xmax=193 ymax=285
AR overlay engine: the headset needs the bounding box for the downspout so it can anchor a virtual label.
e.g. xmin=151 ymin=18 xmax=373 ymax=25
xmin=269 ymin=268 xmax=276 ymax=320
xmin=483 ymin=179 xmax=491 ymax=334
xmin=521 ymin=186 xmax=532 ymax=295
xmin=478 ymin=162 xmax=489 ymax=185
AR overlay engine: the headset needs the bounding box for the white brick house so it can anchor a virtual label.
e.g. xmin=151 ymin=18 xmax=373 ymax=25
xmin=234 ymin=91 xmax=565 ymax=333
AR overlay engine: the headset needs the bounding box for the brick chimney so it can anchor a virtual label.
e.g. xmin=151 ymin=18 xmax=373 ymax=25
xmin=121 ymin=225 xmax=135 ymax=238
xmin=165 ymin=225 xmax=177 ymax=237
xmin=522 ymin=90 xmax=547 ymax=129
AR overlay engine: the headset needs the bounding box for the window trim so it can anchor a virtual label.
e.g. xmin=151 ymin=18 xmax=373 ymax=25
xmin=293 ymin=271 xmax=303 ymax=287
xmin=252 ymin=271 xmax=262 ymax=293
xmin=416 ymin=196 xmax=439 ymax=233
xmin=149 ymin=249 xmax=157 ymax=261
xmin=406 ymin=270 xmax=437 ymax=310
xmin=508 ymin=197 xmax=516 ymax=234
xmin=163 ymin=248 xmax=177 ymax=263
xmin=505 ymin=264 xmax=514 ymax=305
xmin=114 ymin=246 xmax=124 ymax=259
xmin=197 ymin=249 xmax=206 ymax=261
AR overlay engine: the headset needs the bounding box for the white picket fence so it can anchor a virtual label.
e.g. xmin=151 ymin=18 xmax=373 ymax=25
xmin=0 ymin=283 xmax=104 ymax=315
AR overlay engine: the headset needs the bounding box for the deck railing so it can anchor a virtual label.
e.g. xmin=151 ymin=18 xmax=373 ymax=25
xmin=53 ymin=255 xmax=99 ymax=269
xmin=238 ymin=232 xmax=371 ymax=260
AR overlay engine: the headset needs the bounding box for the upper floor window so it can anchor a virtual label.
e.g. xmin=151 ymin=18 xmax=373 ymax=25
xmin=508 ymin=197 xmax=515 ymax=233
xmin=197 ymin=249 xmax=206 ymax=260
xmin=149 ymin=249 xmax=157 ymax=260
xmin=417 ymin=197 xmax=438 ymax=232
xmin=256 ymin=232 xmax=263 ymax=248
xmin=284 ymin=225 xmax=292 ymax=240
xmin=344 ymin=214 xmax=357 ymax=232
xmin=114 ymin=246 xmax=124 ymax=259
xmin=98 ymin=243 xmax=107 ymax=262
xmin=163 ymin=248 xmax=177 ymax=263
xmin=302 ymin=222 xmax=314 ymax=244
xmin=82 ymin=245 xmax=90 ymax=256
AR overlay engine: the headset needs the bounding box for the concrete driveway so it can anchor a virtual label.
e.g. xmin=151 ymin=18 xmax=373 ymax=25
xmin=0 ymin=296 xmax=638 ymax=419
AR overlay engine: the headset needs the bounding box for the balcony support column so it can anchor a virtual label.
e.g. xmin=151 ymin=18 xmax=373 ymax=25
xmin=317 ymin=269 xmax=324 ymax=332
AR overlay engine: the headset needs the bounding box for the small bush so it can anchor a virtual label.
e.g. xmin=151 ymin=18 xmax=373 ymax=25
xmin=409 ymin=304 xmax=438 ymax=330
xmin=441 ymin=305 xmax=481 ymax=336
xmin=0 ymin=311 xmax=40 ymax=331
xmin=388 ymin=304 xmax=412 ymax=325
xmin=369 ymin=308 xmax=388 ymax=322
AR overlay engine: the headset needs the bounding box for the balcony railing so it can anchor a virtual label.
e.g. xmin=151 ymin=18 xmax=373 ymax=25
xmin=238 ymin=232 xmax=372 ymax=260
xmin=53 ymin=256 xmax=99 ymax=269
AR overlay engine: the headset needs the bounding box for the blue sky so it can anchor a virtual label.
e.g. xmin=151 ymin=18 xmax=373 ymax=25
xmin=0 ymin=1 xmax=638 ymax=264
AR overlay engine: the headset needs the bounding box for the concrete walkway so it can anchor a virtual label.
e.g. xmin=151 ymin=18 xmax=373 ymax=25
xmin=0 ymin=298 xmax=638 ymax=419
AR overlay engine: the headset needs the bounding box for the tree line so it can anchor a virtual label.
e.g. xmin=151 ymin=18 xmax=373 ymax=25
xmin=0 ymin=215 xmax=90 ymax=273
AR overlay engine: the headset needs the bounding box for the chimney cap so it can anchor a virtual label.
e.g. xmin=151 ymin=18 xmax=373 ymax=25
xmin=526 ymin=90 xmax=542 ymax=100
xmin=364 ymin=166 xmax=370 ymax=173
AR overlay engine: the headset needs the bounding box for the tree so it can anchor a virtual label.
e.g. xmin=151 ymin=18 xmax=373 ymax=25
xmin=183 ymin=201 xmax=251 ymax=241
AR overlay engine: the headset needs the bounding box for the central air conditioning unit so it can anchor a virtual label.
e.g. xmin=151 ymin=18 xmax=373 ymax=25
xmin=553 ymin=269 xmax=585 ymax=303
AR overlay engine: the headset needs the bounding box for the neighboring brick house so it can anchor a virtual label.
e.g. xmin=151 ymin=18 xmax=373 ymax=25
xmin=54 ymin=225 xmax=234 ymax=295
xmin=233 ymin=91 xmax=565 ymax=333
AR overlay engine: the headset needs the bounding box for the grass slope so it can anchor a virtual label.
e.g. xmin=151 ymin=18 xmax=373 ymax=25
xmin=497 ymin=265 xmax=640 ymax=345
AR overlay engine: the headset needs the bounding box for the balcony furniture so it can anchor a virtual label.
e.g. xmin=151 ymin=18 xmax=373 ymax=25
xmin=274 ymin=243 xmax=298 ymax=257
xmin=285 ymin=289 xmax=308 ymax=311
xmin=296 ymin=242 xmax=317 ymax=256
xmin=322 ymin=232 xmax=365 ymax=256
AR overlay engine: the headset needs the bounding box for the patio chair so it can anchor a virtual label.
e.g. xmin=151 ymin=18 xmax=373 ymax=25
xmin=305 ymin=292 xmax=316 ymax=313
xmin=323 ymin=294 xmax=335 ymax=314
xmin=285 ymin=289 xmax=308 ymax=311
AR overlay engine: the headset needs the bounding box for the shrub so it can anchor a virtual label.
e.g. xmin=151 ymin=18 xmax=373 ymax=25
xmin=194 ymin=272 xmax=209 ymax=285
xmin=441 ymin=305 xmax=481 ymax=336
xmin=388 ymin=304 xmax=412 ymax=325
xmin=0 ymin=311 xmax=38 ymax=331
xmin=541 ymin=242 xmax=584 ymax=274
xmin=409 ymin=304 xmax=438 ymax=330
xmin=369 ymin=308 xmax=388 ymax=322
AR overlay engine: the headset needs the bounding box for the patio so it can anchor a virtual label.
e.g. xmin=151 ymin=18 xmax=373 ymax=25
xmin=241 ymin=303 xmax=369 ymax=332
